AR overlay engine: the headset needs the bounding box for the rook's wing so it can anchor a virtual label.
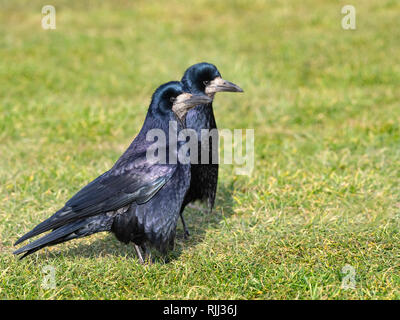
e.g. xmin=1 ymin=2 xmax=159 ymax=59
xmin=15 ymin=155 xmax=176 ymax=245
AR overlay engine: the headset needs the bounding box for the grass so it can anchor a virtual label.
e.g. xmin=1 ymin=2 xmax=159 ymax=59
xmin=0 ymin=0 xmax=399 ymax=299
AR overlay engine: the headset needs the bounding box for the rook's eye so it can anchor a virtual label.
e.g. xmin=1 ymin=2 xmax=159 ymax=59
xmin=170 ymin=97 xmax=176 ymax=103
xmin=203 ymin=80 xmax=210 ymax=86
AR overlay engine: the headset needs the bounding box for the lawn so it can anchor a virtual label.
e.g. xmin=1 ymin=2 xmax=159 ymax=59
xmin=0 ymin=0 xmax=399 ymax=299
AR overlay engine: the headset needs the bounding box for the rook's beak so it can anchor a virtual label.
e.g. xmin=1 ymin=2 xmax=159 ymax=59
xmin=205 ymin=77 xmax=244 ymax=94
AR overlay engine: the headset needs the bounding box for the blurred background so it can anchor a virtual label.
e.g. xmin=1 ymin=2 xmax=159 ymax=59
xmin=0 ymin=0 xmax=399 ymax=299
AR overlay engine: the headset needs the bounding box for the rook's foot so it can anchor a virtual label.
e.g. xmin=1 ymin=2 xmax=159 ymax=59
xmin=184 ymin=229 xmax=190 ymax=240
xmin=141 ymin=243 xmax=153 ymax=265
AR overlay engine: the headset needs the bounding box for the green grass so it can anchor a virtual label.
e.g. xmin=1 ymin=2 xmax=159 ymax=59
xmin=1 ymin=0 xmax=399 ymax=299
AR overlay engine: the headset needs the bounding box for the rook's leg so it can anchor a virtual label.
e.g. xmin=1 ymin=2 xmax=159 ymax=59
xmin=134 ymin=244 xmax=145 ymax=264
xmin=180 ymin=212 xmax=190 ymax=239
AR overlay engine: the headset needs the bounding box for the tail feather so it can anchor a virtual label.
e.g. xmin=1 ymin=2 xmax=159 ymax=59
xmin=14 ymin=207 xmax=74 ymax=246
xmin=14 ymin=220 xmax=87 ymax=255
xmin=14 ymin=214 xmax=114 ymax=259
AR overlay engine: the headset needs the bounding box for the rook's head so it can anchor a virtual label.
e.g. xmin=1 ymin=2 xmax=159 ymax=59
xmin=150 ymin=81 xmax=212 ymax=121
xmin=182 ymin=62 xmax=243 ymax=98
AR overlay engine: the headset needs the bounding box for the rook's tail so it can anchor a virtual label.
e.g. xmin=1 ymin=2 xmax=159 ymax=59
xmin=13 ymin=215 xmax=113 ymax=259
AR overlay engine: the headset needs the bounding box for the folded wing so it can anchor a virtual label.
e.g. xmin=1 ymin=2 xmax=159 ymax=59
xmin=15 ymin=154 xmax=176 ymax=246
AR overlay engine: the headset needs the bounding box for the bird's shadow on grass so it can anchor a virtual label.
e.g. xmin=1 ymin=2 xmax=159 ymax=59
xmin=35 ymin=181 xmax=236 ymax=263
xmin=171 ymin=180 xmax=236 ymax=260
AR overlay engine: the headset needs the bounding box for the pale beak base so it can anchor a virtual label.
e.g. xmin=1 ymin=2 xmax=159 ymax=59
xmin=205 ymin=77 xmax=244 ymax=94
xmin=172 ymin=93 xmax=212 ymax=120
